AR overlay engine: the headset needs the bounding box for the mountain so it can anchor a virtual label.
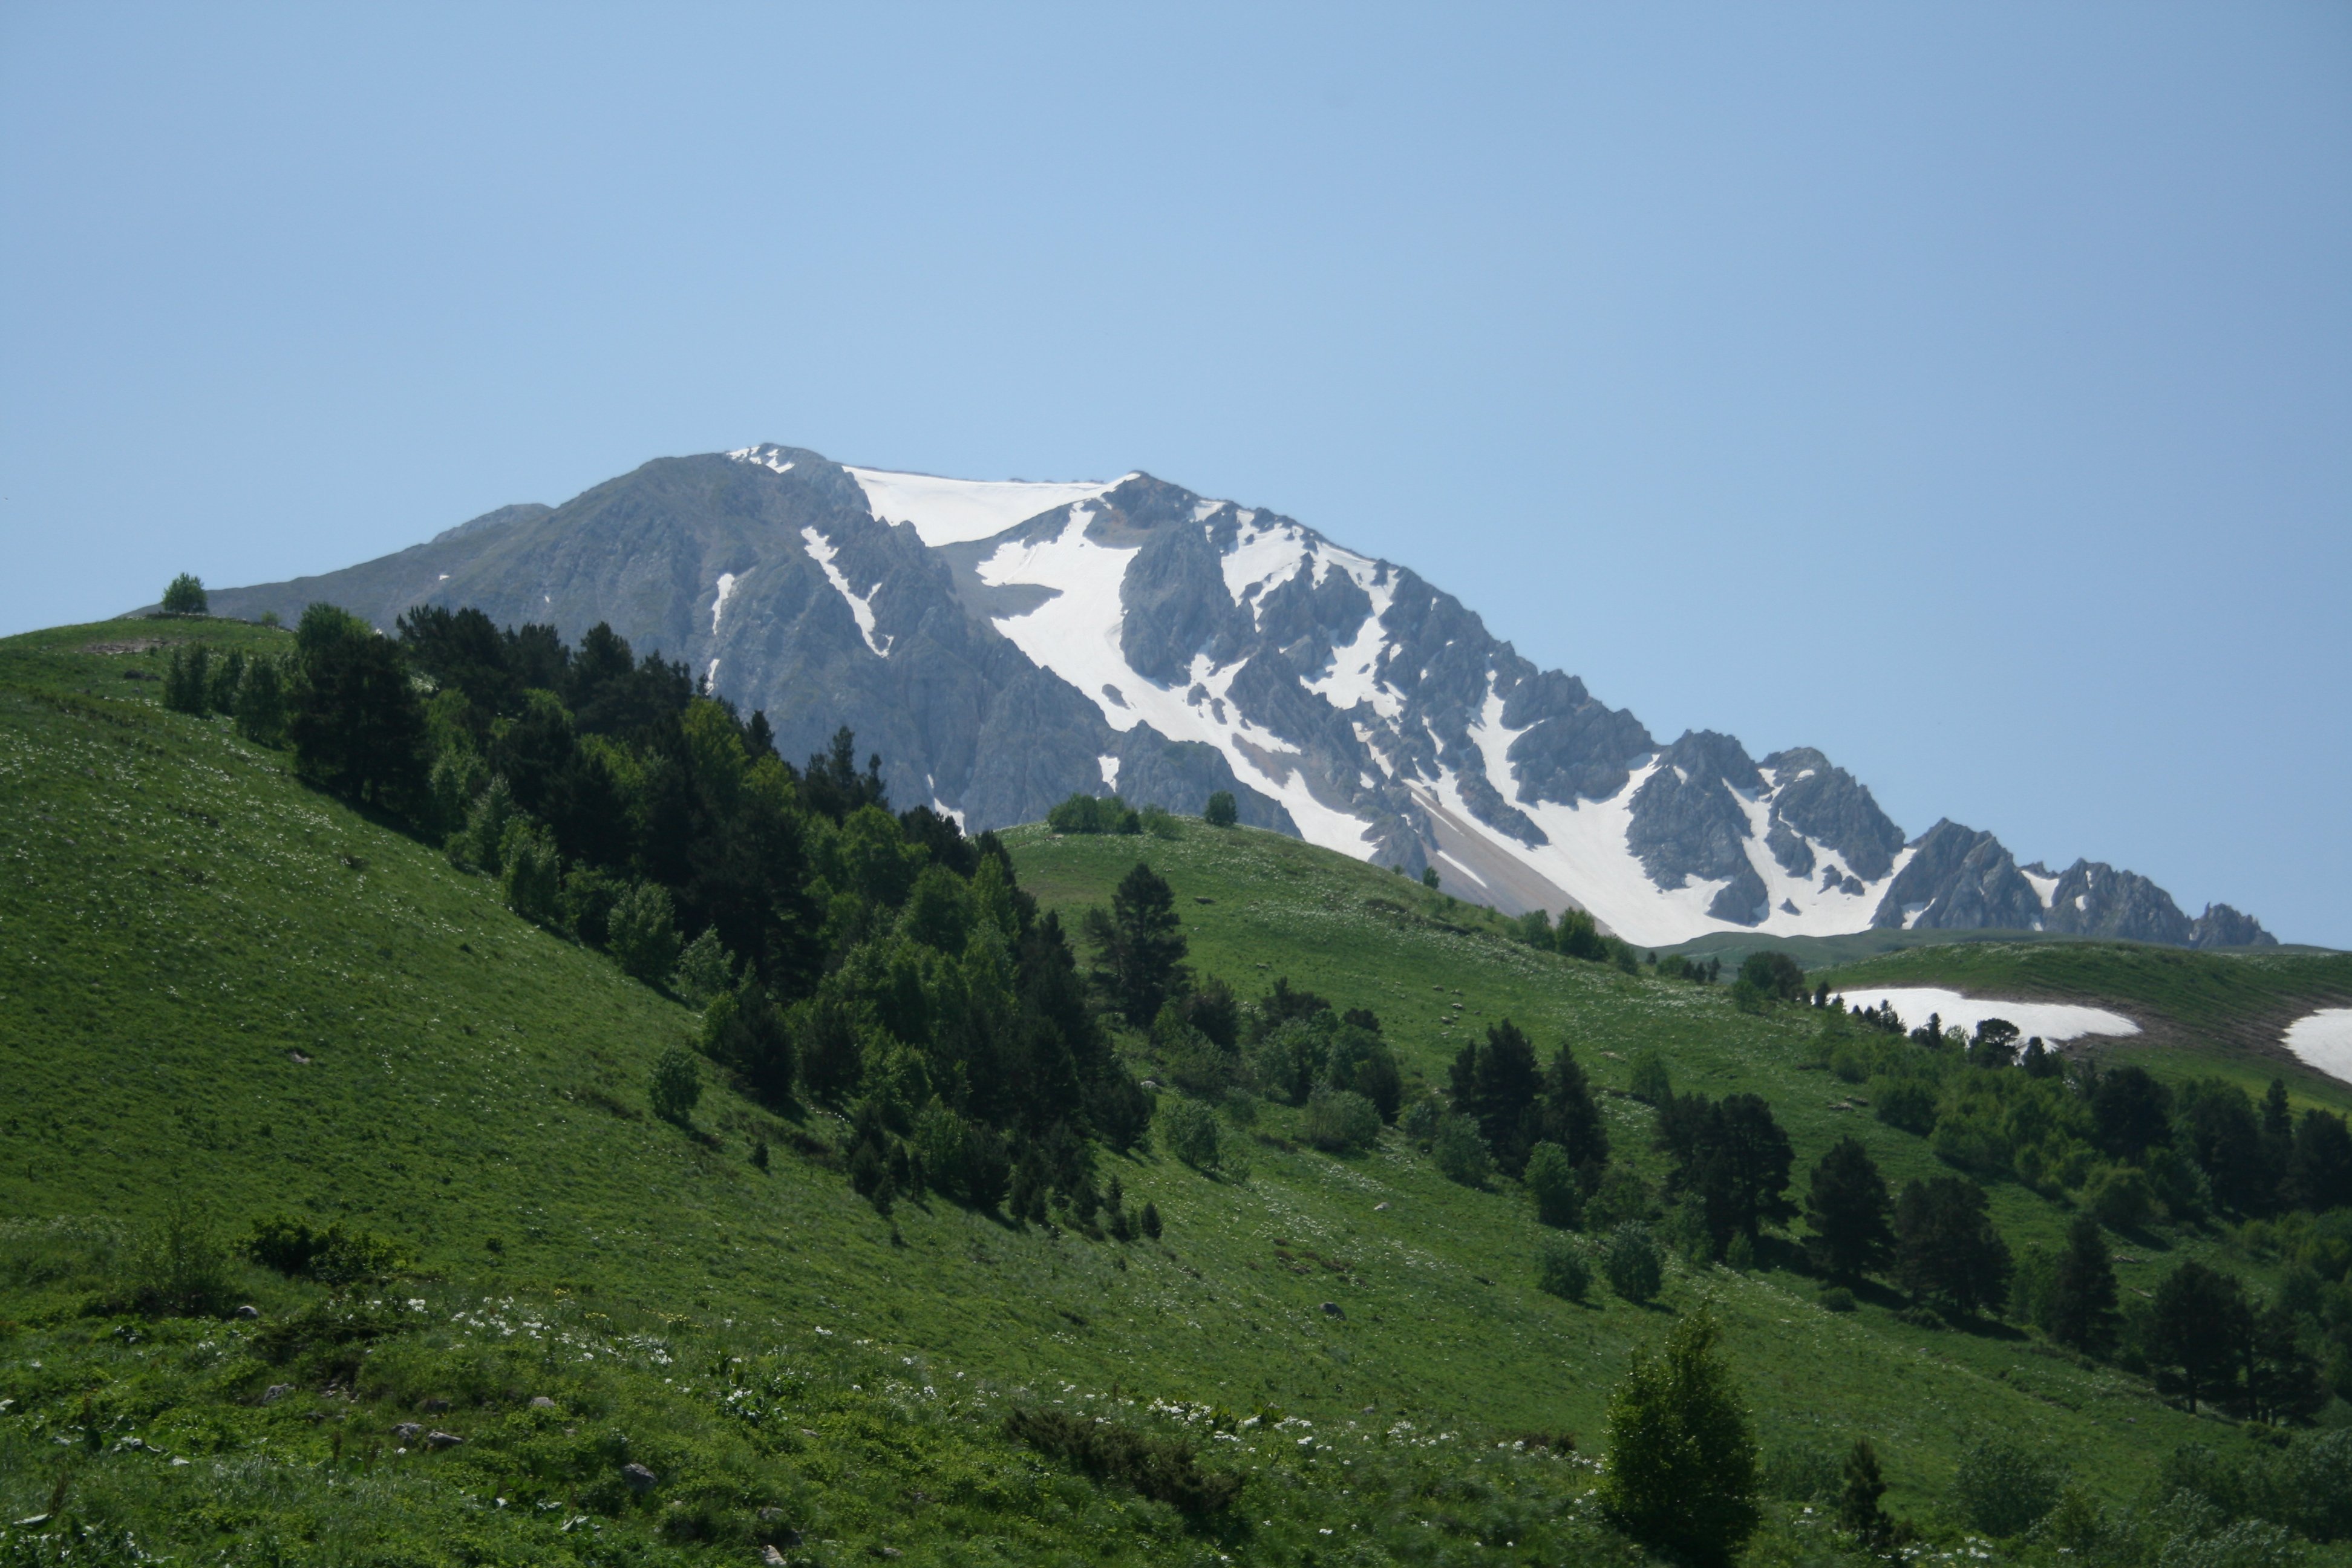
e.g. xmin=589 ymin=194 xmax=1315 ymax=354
xmin=194 ymin=443 xmax=2274 ymax=951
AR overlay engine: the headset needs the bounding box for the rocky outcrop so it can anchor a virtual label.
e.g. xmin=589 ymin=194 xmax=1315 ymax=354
xmin=1872 ymin=821 xmax=2046 ymax=932
xmin=2189 ymin=903 xmax=2277 ymax=949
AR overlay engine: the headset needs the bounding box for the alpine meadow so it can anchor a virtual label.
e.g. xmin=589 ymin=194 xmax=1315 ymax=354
xmin=3 ymin=596 xmax=2350 ymax=1567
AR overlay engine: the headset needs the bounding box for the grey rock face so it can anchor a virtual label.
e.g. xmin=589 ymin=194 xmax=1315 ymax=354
xmin=1627 ymin=733 xmax=1760 ymax=889
xmin=2189 ymin=903 xmax=2277 ymax=949
xmin=1872 ymin=821 xmax=2045 ymax=931
xmin=1760 ymin=749 xmax=1904 ymax=882
xmin=2040 ymin=861 xmax=2192 ymax=945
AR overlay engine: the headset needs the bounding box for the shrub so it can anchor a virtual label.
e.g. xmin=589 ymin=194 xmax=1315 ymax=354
xmin=233 ymin=655 xmax=287 ymax=745
xmin=673 ymin=927 xmax=737 ymax=1008
xmin=128 ymin=1201 xmax=234 ymax=1318
xmin=1587 ymin=1167 xmax=1653 ymax=1230
xmin=1138 ymin=803 xmax=1182 ymax=839
xmin=451 ymin=775 xmax=519 ymax=872
xmin=1520 ymin=1140 xmax=1581 ymax=1228
xmin=1818 ymin=1285 xmax=1857 ymax=1313
xmin=2086 ymin=1165 xmax=2156 ymax=1230
xmin=1431 ymin=1114 xmax=1492 ymax=1187
xmin=1004 ymin=1408 xmax=1239 ymax=1514
xmin=162 ymin=644 xmax=211 ymax=715
xmin=1872 ymin=1077 xmax=1938 ymax=1136
xmin=1537 ymin=1235 xmax=1591 ymax=1301
xmin=649 ymin=1044 xmax=702 ymax=1125
xmin=160 ymin=573 xmax=208 ymax=615
xmin=1202 ymin=790 xmax=1237 ymax=827
xmin=1140 ymin=1201 xmax=1163 ymax=1240
xmin=1602 ymin=1223 xmax=1664 ymax=1304
xmin=498 ymin=819 xmax=563 ymax=926
xmin=1598 ymin=1312 xmax=1761 ymax=1566
xmin=1762 ymin=1440 xmax=1841 ymax=1501
xmin=1952 ymin=1437 xmax=2066 ymax=1538
xmin=1159 ymin=1097 xmax=1223 ymax=1172
xmin=247 ymin=1218 xmax=403 ymax=1284
xmin=1400 ymin=1094 xmax=1443 ymax=1143
xmin=1304 ymin=1088 xmax=1380 ymax=1155
xmin=609 ymin=880 xmax=682 ymax=984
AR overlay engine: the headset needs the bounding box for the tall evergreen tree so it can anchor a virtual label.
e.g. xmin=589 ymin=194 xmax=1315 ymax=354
xmin=1663 ymin=1093 xmax=1795 ymax=1255
xmin=1538 ymin=1042 xmax=1610 ymax=1178
xmin=1893 ymin=1175 xmax=2012 ymax=1317
xmin=2146 ymin=1261 xmax=2249 ymax=1414
xmin=1086 ymin=861 xmax=1187 ymax=1025
xmin=2044 ymin=1214 xmax=2120 ymax=1354
xmin=1837 ymin=1439 xmax=1896 ymax=1549
xmin=2243 ymin=1298 xmax=2326 ymax=1425
xmin=286 ymin=604 xmax=428 ymax=811
xmin=1803 ymin=1136 xmax=1893 ymax=1281
xmin=2289 ymin=1108 xmax=2352 ymax=1214
xmin=2088 ymin=1065 xmax=2172 ymax=1163
xmin=1469 ymin=1019 xmax=1543 ymax=1175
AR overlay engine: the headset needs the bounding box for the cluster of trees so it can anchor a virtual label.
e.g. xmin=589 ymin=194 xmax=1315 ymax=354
xmin=164 ymin=599 xmax=1157 ymax=1230
xmin=1820 ymin=1003 xmax=2352 ymax=1230
xmin=1509 ymin=906 xmax=1641 ymax=972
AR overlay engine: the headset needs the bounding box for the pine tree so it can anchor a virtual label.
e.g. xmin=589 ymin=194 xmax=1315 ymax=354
xmin=1470 ymin=1019 xmax=1543 ymax=1175
xmin=1837 ymin=1438 xmax=1893 ymax=1547
xmin=1524 ymin=1142 xmax=1582 ymax=1227
xmin=2146 ymin=1260 xmax=2249 ymax=1414
xmin=1092 ymin=861 xmax=1187 ymax=1024
xmin=1597 ymin=1313 xmax=1760 ymax=1567
xmin=2044 ymin=1214 xmax=2119 ymax=1354
xmin=1893 ymin=1175 xmax=2012 ymax=1317
xmin=1140 ymin=1200 xmax=1162 ymax=1240
xmin=2244 ymin=1298 xmax=2326 ymax=1425
xmin=1804 ymin=1136 xmax=1893 ymax=1281
xmin=1538 ymin=1042 xmax=1610 ymax=1176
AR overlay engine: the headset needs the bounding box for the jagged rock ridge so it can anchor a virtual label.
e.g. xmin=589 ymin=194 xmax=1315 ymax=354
xmin=193 ymin=444 xmax=2274 ymax=952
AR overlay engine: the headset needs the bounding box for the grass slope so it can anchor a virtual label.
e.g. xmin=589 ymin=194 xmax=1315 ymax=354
xmin=0 ymin=620 xmax=2337 ymax=1564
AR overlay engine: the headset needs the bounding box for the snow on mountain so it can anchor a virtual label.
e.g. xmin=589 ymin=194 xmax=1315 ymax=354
xmin=198 ymin=445 xmax=2277 ymax=953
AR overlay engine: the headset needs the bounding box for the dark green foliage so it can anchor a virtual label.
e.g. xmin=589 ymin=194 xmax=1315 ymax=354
xmin=232 ymin=653 xmax=286 ymax=744
xmin=1894 ymin=1175 xmax=2011 ymax=1317
xmin=1818 ymin=1285 xmax=1856 ymax=1312
xmin=1628 ymin=1050 xmax=1671 ymax=1106
xmin=1837 ymin=1439 xmax=1898 ymax=1547
xmin=1737 ymin=950 xmax=1806 ymax=1004
xmin=1431 ymin=1113 xmax=1492 ymax=1187
xmin=2146 ymin=1261 xmax=2249 ymax=1414
xmin=607 ymin=879 xmax=681 ymax=982
xmin=1158 ymin=1097 xmax=1223 ymax=1171
xmin=1873 ymin=1078 xmax=1938 ymax=1135
xmin=1805 ymin=1135 xmax=1894 ymax=1281
xmin=1048 ymin=792 xmax=1142 ymax=835
xmin=1556 ymin=907 xmax=1607 ymax=962
xmin=2043 ymin=1214 xmax=2121 ymax=1354
xmin=1420 ymin=864 xmax=1440 ymax=890
xmin=1537 ymin=1234 xmax=1590 ymax=1300
xmin=287 ymin=604 xmax=428 ymax=811
xmin=1202 ymin=789 xmax=1237 ymax=827
xmin=2179 ymin=1077 xmax=2279 ymax=1217
xmin=1084 ymin=860 xmax=1187 ymax=1025
xmin=2089 ymin=1063 xmax=2173 ymax=1163
xmin=162 ymin=642 xmax=209 ymax=714
xmin=1449 ymin=1018 xmax=1543 ymax=1175
xmin=648 ymin=1044 xmax=702 ymax=1125
xmin=1002 ymin=1407 xmax=1240 ymax=1514
xmin=1659 ymin=1091 xmax=1796 ymax=1256
xmin=1538 ymin=1041 xmax=1610 ymax=1177
xmin=160 ymin=573 xmax=207 ymax=615
xmin=246 ymin=1218 xmax=404 ymax=1285
xmin=2289 ymin=1110 xmax=2352 ymax=1213
xmin=1172 ymin=974 xmax=1240 ymax=1050
xmin=204 ymin=647 xmax=244 ymax=714
xmin=1303 ymin=1087 xmax=1381 ymax=1154
xmin=498 ymin=818 xmax=563 ymax=926
xmin=1140 ymin=1200 xmax=1162 ymax=1239
xmin=1325 ymin=1019 xmax=1403 ymax=1121
xmin=1598 ymin=1313 xmax=1760 ymax=1567
xmin=126 ymin=1201 xmax=233 ymax=1319
xmin=1601 ymin=1223 xmax=1663 ymax=1304
xmin=1952 ymin=1436 xmax=2065 ymax=1538
xmin=700 ymin=981 xmax=795 ymax=1108
xmin=2244 ymin=1298 xmax=2327 ymax=1425
xmin=1525 ymin=1141 xmax=1583 ymax=1228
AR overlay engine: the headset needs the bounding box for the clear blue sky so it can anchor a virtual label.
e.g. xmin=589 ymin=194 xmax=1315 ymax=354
xmin=3 ymin=4 xmax=2346 ymax=945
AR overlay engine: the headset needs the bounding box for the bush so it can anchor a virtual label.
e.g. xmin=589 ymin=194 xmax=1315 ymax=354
xmin=1602 ymin=1223 xmax=1664 ymax=1304
xmin=1004 ymin=1407 xmax=1239 ymax=1514
xmin=1952 ymin=1436 xmax=2066 ymax=1537
xmin=128 ymin=1201 xmax=234 ymax=1318
xmin=673 ymin=927 xmax=737 ymax=1008
xmin=247 ymin=1218 xmax=404 ymax=1285
xmin=160 ymin=573 xmax=208 ymax=615
xmin=1524 ymin=1140 xmax=1583 ymax=1227
xmin=1818 ymin=1285 xmax=1857 ymax=1313
xmin=1203 ymin=790 xmax=1237 ymax=827
xmin=1400 ymin=1094 xmax=1443 ymax=1143
xmin=1762 ymin=1440 xmax=1841 ymax=1501
xmin=609 ymin=880 xmax=682 ymax=984
xmin=1537 ymin=1236 xmax=1591 ymax=1301
xmin=234 ymin=654 xmax=287 ymax=745
xmin=1159 ymin=1097 xmax=1223 ymax=1172
xmin=1598 ymin=1312 xmax=1761 ymax=1566
xmin=162 ymin=644 xmax=211 ymax=715
xmin=1587 ymin=1167 xmax=1653 ymax=1230
xmin=1138 ymin=803 xmax=1182 ymax=839
xmin=498 ymin=818 xmax=563 ymax=926
xmin=649 ymin=1044 xmax=702 ymax=1125
xmin=1872 ymin=1077 xmax=1939 ymax=1136
xmin=1431 ymin=1114 xmax=1492 ymax=1187
xmin=1304 ymin=1088 xmax=1381 ymax=1154
xmin=2086 ymin=1165 xmax=2156 ymax=1230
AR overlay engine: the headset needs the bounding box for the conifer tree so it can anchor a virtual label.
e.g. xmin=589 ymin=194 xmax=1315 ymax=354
xmin=1837 ymin=1439 xmax=1895 ymax=1548
xmin=1597 ymin=1312 xmax=1760 ymax=1567
xmin=1538 ymin=1042 xmax=1610 ymax=1177
xmin=2044 ymin=1214 xmax=2119 ymax=1354
xmin=1893 ymin=1175 xmax=2011 ymax=1317
xmin=2146 ymin=1261 xmax=2248 ymax=1414
xmin=1804 ymin=1136 xmax=1893 ymax=1281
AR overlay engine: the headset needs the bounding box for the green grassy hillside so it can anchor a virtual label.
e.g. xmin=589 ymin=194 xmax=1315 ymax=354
xmin=1 ymin=620 xmax=2344 ymax=1565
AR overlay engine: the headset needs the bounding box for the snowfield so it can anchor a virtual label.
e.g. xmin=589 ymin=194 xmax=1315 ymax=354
xmin=1826 ymin=985 xmax=2140 ymax=1044
xmin=2284 ymin=1010 xmax=2352 ymax=1085
xmin=846 ymin=467 xmax=1131 ymax=547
